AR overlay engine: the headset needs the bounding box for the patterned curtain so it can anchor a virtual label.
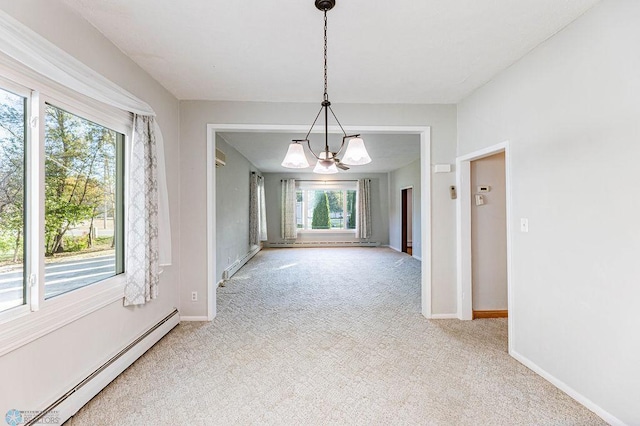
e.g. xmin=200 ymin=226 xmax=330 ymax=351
xmin=124 ymin=115 xmax=159 ymax=306
xmin=357 ymin=178 xmax=372 ymax=239
xmin=249 ymin=173 xmax=260 ymax=246
xmin=259 ymin=176 xmax=268 ymax=241
xmin=281 ymin=179 xmax=297 ymax=240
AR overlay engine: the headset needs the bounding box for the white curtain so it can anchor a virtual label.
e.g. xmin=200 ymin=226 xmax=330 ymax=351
xmin=357 ymin=179 xmax=372 ymax=239
xmin=125 ymin=116 xmax=159 ymax=305
xmin=0 ymin=9 xmax=171 ymax=305
xmin=281 ymin=179 xmax=297 ymax=240
xmin=250 ymin=173 xmax=269 ymax=246
xmin=259 ymin=177 xmax=268 ymax=241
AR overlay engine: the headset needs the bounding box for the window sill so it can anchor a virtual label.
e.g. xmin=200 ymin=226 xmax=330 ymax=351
xmin=0 ymin=275 xmax=125 ymax=357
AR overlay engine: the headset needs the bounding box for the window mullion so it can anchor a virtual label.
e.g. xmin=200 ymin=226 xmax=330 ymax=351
xmin=26 ymin=91 xmax=44 ymax=311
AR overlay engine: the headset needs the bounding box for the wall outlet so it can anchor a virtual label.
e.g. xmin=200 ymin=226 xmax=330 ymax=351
xmin=520 ymin=218 xmax=529 ymax=233
xmin=191 ymin=291 xmax=198 ymax=302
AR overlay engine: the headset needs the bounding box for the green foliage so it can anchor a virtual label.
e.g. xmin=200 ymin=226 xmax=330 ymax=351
xmin=326 ymin=190 xmax=343 ymax=214
xmin=311 ymin=191 xmax=331 ymax=229
xmin=0 ymin=90 xmax=25 ymax=261
xmin=62 ymin=235 xmax=86 ymax=253
xmin=347 ymin=190 xmax=356 ymax=229
xmin=43 ymin=105 xmax=117 ymax=255
xmin=1 ymin=90 xmax=118 ymax=261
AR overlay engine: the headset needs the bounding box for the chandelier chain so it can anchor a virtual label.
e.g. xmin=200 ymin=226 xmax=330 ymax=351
xmin=323 ymin=9 xmax=328 ymax=101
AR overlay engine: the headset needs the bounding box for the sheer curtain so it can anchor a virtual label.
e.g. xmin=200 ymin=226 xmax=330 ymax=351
xmin=250 ymin=173 xmax=268 ymax=246
xmin=357 ymin=179 xmax=372 ymax=239
xmin=0 ymin=10 xmax=171 ymax=305
xmin=281 ymin=179 xmax=297 ymax=240
xmin=259 ymin=177 xmax=268 ymax=241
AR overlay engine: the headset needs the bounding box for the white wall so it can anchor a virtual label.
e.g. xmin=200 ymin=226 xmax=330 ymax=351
xmin=457 ymin=0 xmax=640 ymax=422
xmin=180 ymin=102 xmax=458 ymax=316
xmin=389 ymin=160 xmax=423 ymax=258
xmin=0 ymin=0 xmax=181 ymax=417
xmin=470 ymin=152 xmax=507 ymax=311
xmin=262 ymin=172 xmax=389 ymax=245
xmin=215 ymin=136 xmax=262 ymax=282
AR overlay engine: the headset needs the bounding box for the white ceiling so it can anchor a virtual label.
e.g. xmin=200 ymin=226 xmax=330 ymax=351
xmin=61 ymin=0 xmax=599 ymax=104
xmin=219 ymin=132 xmax=419 ymax=174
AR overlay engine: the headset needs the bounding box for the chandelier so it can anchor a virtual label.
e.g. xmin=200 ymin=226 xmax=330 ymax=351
xmin=281 ymin=0 xmax=371 ymax=174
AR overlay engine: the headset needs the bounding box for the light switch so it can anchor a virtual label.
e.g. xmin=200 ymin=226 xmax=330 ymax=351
xmin=520 ymin=218 xmax=529 ymax=233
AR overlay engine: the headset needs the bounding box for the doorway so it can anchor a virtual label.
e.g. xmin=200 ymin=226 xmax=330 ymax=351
xmin=401 ymin=187 xmax=413 ymax=256
xmin=456 ymin=141 xmax=513 ymax=350
xmin=470 ymin=152 xmax=507 ymax=319
xmin=207 ymin=124 xmax=434 ymax=320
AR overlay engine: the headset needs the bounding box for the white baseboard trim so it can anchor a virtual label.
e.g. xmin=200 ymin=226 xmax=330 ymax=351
xmin=413 ymin=255 xmax=422 ymax=261
xmin=40 ymin=310 xmax=179 ymax=425
xmin=387 ymin=245 xmax=401 ymax=252
xmin=429 ymin=313 xmax=458 ymax=319
xmin=222 ymin=245 xmax=261 ymax=280
xmin=180 ymin=316 xmax=209 ymax=322
xmin=266 ymin=241 xmax=380 ymax=248
xmin=510 ymin=350 xmax=624 ymax=425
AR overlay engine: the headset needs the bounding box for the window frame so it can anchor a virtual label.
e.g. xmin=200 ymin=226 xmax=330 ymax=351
xmin=296 ymin=181 xmax=357 ymax=233
xmin=0 ymin=68 xmax=132 ymax=356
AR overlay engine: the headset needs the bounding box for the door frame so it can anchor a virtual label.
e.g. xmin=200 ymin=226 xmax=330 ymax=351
xmin=455 ymin=141 xmax=513 ymax=351
xmin=206 ymin=124 xmax=433 ymax=320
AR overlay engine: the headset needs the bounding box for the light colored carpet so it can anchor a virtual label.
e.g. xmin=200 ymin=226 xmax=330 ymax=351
xmin=66 ymin=248 xmax=605 ymax=425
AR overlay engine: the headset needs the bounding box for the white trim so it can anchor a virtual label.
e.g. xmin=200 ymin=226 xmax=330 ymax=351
xmin=413 ymin=255 xmax=422 ymax=261
xmin=206 ymin=124 xmax=432 ymax=321
xmin=180 ymin=316 xmax=209 ymax=322
xmin=0 ymin=61 xmax=132 ymax=131
xmin=420 ymin=130 xmax=432 ymax=318
xmin=206 ymin=129 xmax=216 ymax=321
xmin=510 ymin=350 xmax=624 ymax=426
xmin=53 ymin=311 xmax=179 ymax=424
xmin=429 ymin=313 xmax=458 ymax=319
xmin=387 ymin=245 xmax=401 ymax=253
xmin=455 ymin=141 xmax=513 ymax=353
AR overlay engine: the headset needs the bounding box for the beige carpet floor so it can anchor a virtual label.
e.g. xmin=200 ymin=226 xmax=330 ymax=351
xmin=66 ymin=247 xmax=605 ymax=425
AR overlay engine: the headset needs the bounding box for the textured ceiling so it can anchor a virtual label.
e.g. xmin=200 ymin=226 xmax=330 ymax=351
xmin=219 ymin=132 xmax=420 ymax=174
xmin=61 ymin=0 xmax=599 ymax=103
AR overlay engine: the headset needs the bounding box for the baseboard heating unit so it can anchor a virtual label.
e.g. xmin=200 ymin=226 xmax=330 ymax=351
xmin=222 ymin=245 xmax=261 ymax=280
xmin=27 ymin=309 xmax=180 ymax=425
xmin=266 ymin=241 xmax=380 ymax=248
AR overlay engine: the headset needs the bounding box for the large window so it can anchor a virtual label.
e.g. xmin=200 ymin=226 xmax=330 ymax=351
xmin=0 ymin=79 xmax=125 ymax=316
xmin=296 ymin=184 xmax=357 ymax=231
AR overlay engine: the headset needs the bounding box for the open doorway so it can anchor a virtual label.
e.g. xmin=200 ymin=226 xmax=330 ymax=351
xmin=207 ymin=124 xmax=433 ymax=320
xmin=401 ymin=187 xmax=413 ymax=256
xmin=456 ymin=141 xmax=513 ymax=349
xmin=470 ymin=152 xmax=507 ymax=319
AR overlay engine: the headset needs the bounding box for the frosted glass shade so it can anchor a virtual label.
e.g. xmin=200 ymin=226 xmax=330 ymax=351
xmin=341 ymin=137 xmax=371 ymax=165
xmin=281 ymin=142 xmax=310 ymax=168
xmin=313 ymin=151 xmax=338 ymax=174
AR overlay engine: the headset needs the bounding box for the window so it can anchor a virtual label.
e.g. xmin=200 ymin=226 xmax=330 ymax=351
xmin=43 ymin=104 xmax=124 ymax=300
xmin=296 ymin=184 xmax=357 ymax=231
xmin=0 ymin=78 xmax=126 ymax=316
xmin=0 ymin=87 xmax=26 ymax=313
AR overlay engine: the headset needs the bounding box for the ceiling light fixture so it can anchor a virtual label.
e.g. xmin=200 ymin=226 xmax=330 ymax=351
xmin=281 ymin=0 xmax=371 ymax=174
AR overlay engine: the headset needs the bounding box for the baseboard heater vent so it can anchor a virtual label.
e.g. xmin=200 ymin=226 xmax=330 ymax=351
xmin=222 ymin=245 xmax=261 ymax=281
xmin=28 ymin=309 xmax=180 ymax=426
xmin=266 ymin=241 xmax=380 ymax=248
